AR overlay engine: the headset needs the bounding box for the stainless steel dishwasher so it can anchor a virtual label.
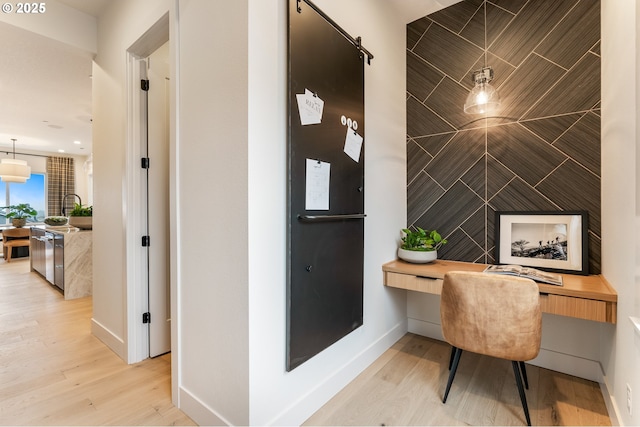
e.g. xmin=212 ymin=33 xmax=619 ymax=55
xmin=53 ymin=232 xmax=64 ymax=291
xmin=44 ymin=232 xmax=54 ymax=284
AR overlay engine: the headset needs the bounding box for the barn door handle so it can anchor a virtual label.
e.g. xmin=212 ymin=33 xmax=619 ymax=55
xmin=297 ymin=214 xmax=366 ymax=222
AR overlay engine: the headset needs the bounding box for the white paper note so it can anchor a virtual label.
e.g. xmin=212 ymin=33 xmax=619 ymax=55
xmin=344 ymin=128 xmax=364 ymax=162
xmin=296 ymin=89 xmax=324 ymax=125
xmin=305 ymin=159 xmax=330 ymax=210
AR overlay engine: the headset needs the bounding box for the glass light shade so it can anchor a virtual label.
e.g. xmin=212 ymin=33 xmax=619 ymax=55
xmin=464 ymin=81 xmax=500 ymax=114
xmin=0 ymin=158 xmax=31 ymax=183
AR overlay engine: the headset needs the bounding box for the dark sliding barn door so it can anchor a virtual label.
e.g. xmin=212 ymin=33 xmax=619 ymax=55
xmin=286 ymin=0 xmax=367 ymax=371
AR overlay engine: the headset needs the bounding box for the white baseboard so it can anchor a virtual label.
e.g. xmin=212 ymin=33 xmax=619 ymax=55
xmin=408 ymin=317 xmax=444 ymax=341
xmin=268 ymin=320 xmax=408 ymax=426
xmin=529 ymin=348 xmax=603 ymax=383
xmin=173 ymin=322 xmax=407 ymax=426
xmin=178 ymin=386 xmax=230 ymax=426
xmin=408 ymin=318 xmax=603 ymax=382
xmin=600 ymin=378 xmax=621 ymax=426
xmin=91 ymin=317 xmax=126 ymax=362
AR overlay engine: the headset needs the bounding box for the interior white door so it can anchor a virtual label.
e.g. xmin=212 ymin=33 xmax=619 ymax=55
xmin=146 ymin=41 xmax=171 ymax=357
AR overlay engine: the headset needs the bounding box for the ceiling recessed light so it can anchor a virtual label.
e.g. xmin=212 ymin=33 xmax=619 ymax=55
xmin=74 ymin=140 xmax=81 ymax=145
xmin=58 ymin=149 xmax=65 ymax=153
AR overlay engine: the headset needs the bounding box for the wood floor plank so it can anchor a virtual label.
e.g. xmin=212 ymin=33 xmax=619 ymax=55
xmin=573 ymin=376 xmax=611 ymax=426
xmin=455 ymin=356 xmax=509 ymax=425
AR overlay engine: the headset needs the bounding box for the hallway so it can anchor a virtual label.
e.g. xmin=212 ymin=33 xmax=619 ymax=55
xmin=0 ymin=257 xmax=194 ymax=426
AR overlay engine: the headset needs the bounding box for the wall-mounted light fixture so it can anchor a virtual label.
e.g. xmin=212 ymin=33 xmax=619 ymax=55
xmin=464 ymin=66 xmax=500 ymax=114
xmin=464 ymin=1 xmax=500 ymax=115
xmin=0 ymin=139 xmax=31 ymax=183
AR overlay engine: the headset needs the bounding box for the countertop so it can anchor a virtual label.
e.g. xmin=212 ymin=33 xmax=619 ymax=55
xmin=35 ymin=225 xmax=90 ymax=233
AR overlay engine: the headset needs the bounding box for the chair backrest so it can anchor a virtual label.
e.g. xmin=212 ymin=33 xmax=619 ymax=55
xmin=2 ymin=227 xmax=30 ymax=240
xmin=440 ymin=271 xmax=542 ymax=361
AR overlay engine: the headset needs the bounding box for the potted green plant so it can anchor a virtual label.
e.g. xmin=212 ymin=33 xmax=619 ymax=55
xmin=68 ymin=203 xmax=92 ymax=230
xmin=1 ymin=203 xmax=38 ymax=228
xmin=398 ymin=227 xmax=447 ymax=263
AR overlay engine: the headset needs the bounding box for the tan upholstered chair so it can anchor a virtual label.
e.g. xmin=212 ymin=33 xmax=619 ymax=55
xmin=440 ymin=271 xmax=542 ymax=426
xmin=2 ymin=227 xmax=31 ymax=262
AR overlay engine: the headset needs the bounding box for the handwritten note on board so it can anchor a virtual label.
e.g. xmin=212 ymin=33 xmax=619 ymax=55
xmin=344 ymin=128 xmax=363 ymax=162
xmin=305 ymin=159 xmax=330 ymax=210
xmin=296 ymin=89 xmax=324 ymax=125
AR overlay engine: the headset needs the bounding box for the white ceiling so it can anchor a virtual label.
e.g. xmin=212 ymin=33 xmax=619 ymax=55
xmin=56 ymin=0 xmax=109 ymax=17
xmin=0 ymin=0 xmax=106 ymax=157
xmin=0 ymin=0 xmax=456 ymax=158
xmin=0 ymin=21 xmax=93 ymax=156
xmin=389 ymin=0 xmax=460 ymax=23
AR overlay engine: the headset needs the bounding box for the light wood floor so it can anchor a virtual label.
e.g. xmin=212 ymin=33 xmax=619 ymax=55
xmin=305 ymin=333 xmax=612 ymax=426
xmin=0 ymin=257 xmax=195 ymax=426
xmin=1 ymin=256 xmax=612 ymax=426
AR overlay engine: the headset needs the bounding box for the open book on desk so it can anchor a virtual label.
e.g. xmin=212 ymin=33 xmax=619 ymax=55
xmin=483 ymin=264 xmax=563 ymax=286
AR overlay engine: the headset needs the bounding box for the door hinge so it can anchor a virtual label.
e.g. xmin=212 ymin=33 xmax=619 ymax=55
xmin=142 ymin=312 xmax=151 ymax=324
xmin=141 ymin=79 xmax=149 ymax=91
xmin=142 ymin=235 xmax=150 ymax=247
xmin=141 ymin=157 xmax=150 ymax=169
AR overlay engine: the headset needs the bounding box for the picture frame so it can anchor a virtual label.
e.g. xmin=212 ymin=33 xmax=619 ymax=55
xmin=495 ymin=211 xmax=589 ymax=275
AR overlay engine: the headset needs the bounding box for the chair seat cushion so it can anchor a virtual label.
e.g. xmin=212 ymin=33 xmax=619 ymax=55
xmin=4 ymin=240 xmax=30 ymax=248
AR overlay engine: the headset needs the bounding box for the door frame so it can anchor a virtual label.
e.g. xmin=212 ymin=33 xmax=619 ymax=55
xmin=124 ymin=13 xmax=173 ymax=364
xmin=125 ymin=52 xmax=148 ymax=364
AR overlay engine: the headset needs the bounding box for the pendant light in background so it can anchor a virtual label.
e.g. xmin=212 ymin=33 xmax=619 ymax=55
xmin=0 ymin=139 xmax=31 ymax=183
xmin=464 ymin=1 xmax=500 ymax=115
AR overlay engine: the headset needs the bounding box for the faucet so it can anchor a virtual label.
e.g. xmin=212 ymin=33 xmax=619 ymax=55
xmin=62 ymin=193 xmax=82 ymax=216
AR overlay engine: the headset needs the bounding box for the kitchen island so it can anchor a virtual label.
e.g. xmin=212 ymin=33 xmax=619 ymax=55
xmin=30 ymin=226 xmax=92 ymax=299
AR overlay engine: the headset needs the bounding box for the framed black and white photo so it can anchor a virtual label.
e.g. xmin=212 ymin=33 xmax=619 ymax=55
xmin=495 ymin=211 xmax=588 ymax=275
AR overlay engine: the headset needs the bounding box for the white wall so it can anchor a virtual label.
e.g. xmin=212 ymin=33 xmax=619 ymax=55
xmin=169 ymin=0 xmax=408 ymax=425
xmin=174 ymin=0 xmax=250 ymax=424
xmin=92 ymin=0 xmax=170 ymax=360
xmin=601 ymin=1 xmax=640 ymax=425
xmin=246 ymin=0 xmax=407 ymax=424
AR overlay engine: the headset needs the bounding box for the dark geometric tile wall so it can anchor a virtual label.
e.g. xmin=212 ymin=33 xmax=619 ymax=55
xmin=406 ymin=0 xmax=601 ymax=273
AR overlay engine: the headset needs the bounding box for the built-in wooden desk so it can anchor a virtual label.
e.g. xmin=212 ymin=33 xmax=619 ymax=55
xmin=383 ymin=259 xmax=618 ymax=324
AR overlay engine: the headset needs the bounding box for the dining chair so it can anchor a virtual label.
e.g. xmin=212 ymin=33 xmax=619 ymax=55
xmin=2 ymin=227 xmax=31 ymax=262
xmin=440 ymin=271 xmax=542 ymax=426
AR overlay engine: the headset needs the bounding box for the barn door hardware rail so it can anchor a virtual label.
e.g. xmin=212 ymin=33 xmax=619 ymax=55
xmin=296 ymin=0 xmax=374 ymax=64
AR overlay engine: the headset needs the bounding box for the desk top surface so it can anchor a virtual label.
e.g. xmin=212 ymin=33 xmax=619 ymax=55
xmin=382 ymin=259 xmax=617 ymax=302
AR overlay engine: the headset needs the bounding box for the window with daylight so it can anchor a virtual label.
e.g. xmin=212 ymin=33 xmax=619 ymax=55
xmin=1 ymin=173 xmax=46 ymax=224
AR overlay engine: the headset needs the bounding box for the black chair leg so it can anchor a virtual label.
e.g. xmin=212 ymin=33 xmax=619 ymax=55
xmin=519 ymin=361 xmax=529 ymax=389
xmin=448 ymin=346 xmax=457 ymax=370
xmin=512 ymin=361 xmax=532 ymax=426
xmin=443 ymin=347 xmax=463 ymax=403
